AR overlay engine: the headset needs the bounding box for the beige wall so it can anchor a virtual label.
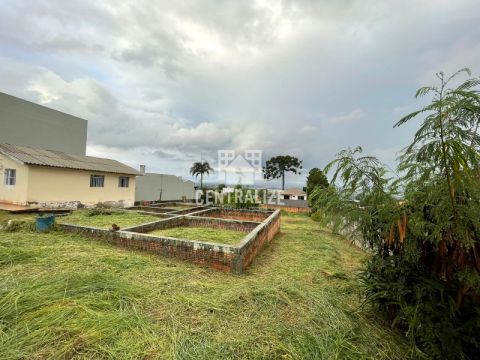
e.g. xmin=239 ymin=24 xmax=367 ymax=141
xmin=27 ymin=166 xmax=136 ymax=207
xmin=0 ymin=154 xmax=29 ymax=204
xmin=0 ymin=155 xmax=135 ymax=208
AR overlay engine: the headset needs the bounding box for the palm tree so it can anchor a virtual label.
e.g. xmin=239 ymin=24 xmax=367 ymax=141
xmin=190 ymin=161 xmax=213 ymax=188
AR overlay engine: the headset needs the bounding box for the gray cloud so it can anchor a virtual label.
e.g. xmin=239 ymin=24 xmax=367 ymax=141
xmin=0 ymin=0 xmax=479 ymax=187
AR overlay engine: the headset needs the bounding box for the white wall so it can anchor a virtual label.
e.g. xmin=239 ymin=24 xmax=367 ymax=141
xmin=135 ymin=173 xmax=195 ymax=201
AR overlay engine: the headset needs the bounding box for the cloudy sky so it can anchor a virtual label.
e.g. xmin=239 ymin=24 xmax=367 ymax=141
xmin=0 ymin=0 xmax=479 ymax=187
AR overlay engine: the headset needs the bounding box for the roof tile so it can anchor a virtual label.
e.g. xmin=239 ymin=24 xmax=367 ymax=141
xmin=0 ymin=143 xmax=140 ymax=175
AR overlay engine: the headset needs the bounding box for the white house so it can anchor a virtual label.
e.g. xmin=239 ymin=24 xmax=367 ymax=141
xmin=279 ymin=188 xmax=307 ymax=201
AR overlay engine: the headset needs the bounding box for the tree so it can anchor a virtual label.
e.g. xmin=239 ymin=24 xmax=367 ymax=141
xmin=305 ymin=167 xmax=329 ymax=196
xmin=263 ymin=155 xmax=302 ymax=190
xmin=312 ymin=69 xmax=480 ymax=359
xmin=190 ymin=161 xmax=213 ymax=188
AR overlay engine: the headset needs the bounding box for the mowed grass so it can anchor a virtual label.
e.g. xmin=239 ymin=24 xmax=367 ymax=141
xmin=0 ymin=212 xmax=422 ymax=359
xmin=148 ymin=226 xmax=246 ymax=245
xmin=57 ymin=210 xmax=160 ymax=229
xmin=0 ymin=210 xmax=35 ymax=223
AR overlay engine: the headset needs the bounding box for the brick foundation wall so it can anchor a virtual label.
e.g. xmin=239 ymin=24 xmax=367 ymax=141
xmin=148 ymin=202 xmax=197 ymax=207
xmin=260 ymin=204 xmax=310 ymax=213
xmin=124 ymin=216 xmax=259 ymax=234
xmin=165 ymin=206 xmax=209 ymax=215
xmin=122 ymin=216 xmax=184 ymax=233
xmin=59 ymin=208 xmax=281 ymax=273
xmin=197 ymin=208 xmax=271 ymax=221
xmin=128 ymin=206 xmax=177 ymax=213
xmin=59 ymin=223 xmax=238 ymax=272
xmin=184 ymin=216 xmax=259 ymax=232
xmin=135 ymin=212 xmax=174 ymax=219
xmin=129 ymin=205 xmax=208 ymax=215
xmin=236 ymin=210 xmax=281 ymax=271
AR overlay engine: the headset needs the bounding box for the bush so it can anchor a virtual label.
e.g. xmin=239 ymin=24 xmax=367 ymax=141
xmin=361 ymin=255 xmax=480 ymax=359
xmin=313 ymin=69 xmax=480 ymax=359
xmin=310 ymin=210 xmax=323 ymax=222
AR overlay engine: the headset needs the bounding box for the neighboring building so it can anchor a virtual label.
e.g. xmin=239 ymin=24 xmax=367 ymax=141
xmin=279 ymin=188 xmax=307 ymax=201
xmin=135 ymin=168 xmax=195 ymax=202
xmin=0 ymin=92 xmax=88 ymax=155
xmin=0 ymin=143 xmax=140 ymax=208
xmin=222 ymin=187 xmax=235 ymax=194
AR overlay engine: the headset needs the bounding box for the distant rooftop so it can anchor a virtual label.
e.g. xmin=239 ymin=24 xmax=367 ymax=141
xmin=281 ymin=188 xmax=307 ymax=196
xmin=0 ymin=143 xmax=140 ymax=175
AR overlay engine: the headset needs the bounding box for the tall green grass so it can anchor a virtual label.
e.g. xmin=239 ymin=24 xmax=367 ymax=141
xmin=57 ymin=210 xmax=160 ymax=229
xmin=0 ymin=213 xmax=422 ymax=359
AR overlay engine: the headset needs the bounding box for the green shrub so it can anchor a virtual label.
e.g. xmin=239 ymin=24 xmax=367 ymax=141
xmin=313 ymin=69 xmax=480 ymax=359
xmin=310 ymin=210 xmax=323 ymax=222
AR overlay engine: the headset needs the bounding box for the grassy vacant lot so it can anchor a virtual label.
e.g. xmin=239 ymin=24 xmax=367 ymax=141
xmin=149 ymin=226 xmax=246 ymax=245
xmin=58 ymin=210 xmax=160 ymax=229
xmin=0 ymin=211 xmax=419 ymax=359
xmin=0 ymin=211 xmax=35 ymax=223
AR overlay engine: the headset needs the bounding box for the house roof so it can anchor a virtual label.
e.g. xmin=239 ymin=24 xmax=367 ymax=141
xmin=281 ymin=188 xmax=306 ymax=196
xmin=0 ymin=143 xmax=141 ymax=175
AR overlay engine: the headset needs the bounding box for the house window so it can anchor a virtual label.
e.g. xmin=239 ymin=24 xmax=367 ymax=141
xmin=4 ymin=169 xmax=16 ymax=186
xmin=90 ymin=175 xmax=105 ymax=187
xmin=118 ymin=176 xmax=129 ymax=188
xmin=298 ymin=196 xmax=305 ymax=200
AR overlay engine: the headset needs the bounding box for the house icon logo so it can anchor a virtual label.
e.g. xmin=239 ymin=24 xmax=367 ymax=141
xmin=217 ymin=150 xmax=262 ymax=185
